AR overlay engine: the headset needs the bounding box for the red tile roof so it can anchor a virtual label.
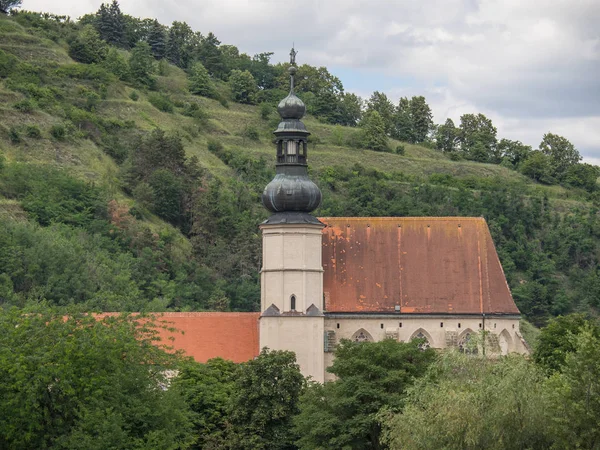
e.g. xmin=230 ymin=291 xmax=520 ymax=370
xmin=319 ymin=217 xmax=519 ymax=315
xmin=154 ymin=312 xmax=260 ymax=363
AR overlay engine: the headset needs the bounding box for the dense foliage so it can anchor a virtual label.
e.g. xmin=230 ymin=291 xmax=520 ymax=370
xmin=0 ymin=308 xmax=195 ymax=449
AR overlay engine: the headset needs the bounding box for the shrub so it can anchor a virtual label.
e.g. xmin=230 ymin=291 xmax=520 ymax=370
xmin=147 ymin=93 xmax=174 ymax=113
xmin=13 ymin=99 xmax=36 ymax=113
xmin=50 ymin=124 xmax=66 ymax=140
xmin=207 ymin=138 xmax=224 ymax=154
xmin=25 ymin=125 xmax=42 ymax=138
xmin=229 ymin=69 xmax=258 ymax=104
xmin=449 ymin=152 xmax=463 ymax=161
xmin=259 ymin=102 xmax=271 ymax=120
xmin=182 ymin=102 xmax=207 ymax=120
xmin=395 ymin=144 xmax=405 ymax=155
xmin=8 ymin=127 xmax=20 ymax=144
xmin=68 ymin=25 xmax=108 ymax=64
xmin=243 ymin=125 xmax=260 ymax=141
xmin=129 ymin=90 xmax=139 ymax=101
xmin=0 ymin=49 xmax=18 ymax=77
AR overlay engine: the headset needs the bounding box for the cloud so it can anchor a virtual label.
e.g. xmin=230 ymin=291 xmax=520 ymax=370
xmin=23 ymin=0 xmax=600 ymax=159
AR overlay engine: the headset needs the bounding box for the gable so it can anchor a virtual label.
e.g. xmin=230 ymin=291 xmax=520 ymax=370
xmin=320 ymin=217 xmax=519 ymax=315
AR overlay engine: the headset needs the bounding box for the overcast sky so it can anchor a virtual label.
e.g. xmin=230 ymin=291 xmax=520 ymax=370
xmin=26 ymin=0 xmax=600 ymax=162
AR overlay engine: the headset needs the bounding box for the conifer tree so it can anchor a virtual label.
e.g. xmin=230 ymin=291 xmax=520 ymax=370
xmin=409 ymin=95 xmax=433 ymax=143
xmin=129 ymin=41 xmax=155 ymax=88
xmin=197 ymin=32 xmax=225 ymax=78
xmin=165 ymin=21 xmax=196 ymax=68
xmin=147 ymin=19 xmax=166 ymax=59
xmin=95 ymin=1 xmax=126 ymax=47
xmin=360 ymin=110 xmax=389 ymax=152
xmin=393 ymin=97 xmax=414 ymax=142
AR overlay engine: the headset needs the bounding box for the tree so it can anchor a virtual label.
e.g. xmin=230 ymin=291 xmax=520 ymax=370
xmin=197 ymin=32 xmax=225 ymax=78
xmin=171 ymin=358 xmax=237 ymax=449
xmin=519 ymin=150 xmax=553 ymax=183
xmin=338 ymin=92 xmax=363 ymax=126
xmin=249 ymin=52 xmax=277 ymax=89
xmin=533 ymin=313 xmax=600 ymax=373
xmin=435 ymin=118 xmax=458 ymax=153
xmin=539 ymin=132 xmax=581 ymax=180
xmin=360 ymin=110 xmax=389 ymax=152
xmin=498 ymin=138 xmax=532 ymax=168
xmin=547 ymin=327 xmax=600 ymax=449
xmin=295 ymin=339 xmax=435 ymax=450
xmin=226 ymin=348 xmax=304 ymax=450
xmin=392 ymin=97 xmax=414 ymax=142
xmin=0 ymin=0 xmax=21 ymax=14
xmin=229 ymin=69 xmax=258 ymax=104
xmin=366 ymin=91 xmax=394 ymax=135
xmin=188 ymin=62 xmax=214 ymax=97
xmin=458 ymin=113 xmax=498 ymax=162
xmin=102 ymin=47 xmax=129 ymax=80
xmin=565 ymin=163 xmax=599 ymax=192
xmin=409 ymin=96 xmax=433 ymax=143
xmin=166 ymin=21 xmax=197 ymax=69
xmin=129 ymin=41 xmax=155 ymax=87
xmin=95 ymin=1 xmax=126 ymax=47
xmin=381 ymin=353 xmax=554 ymax=450
xmin=0 ymin=308 xmax=195 ymax=449
xmin=68 ymin=25 xmax=108 ymax=64
xmin=147 ymin=19 xmax=167 ymax=59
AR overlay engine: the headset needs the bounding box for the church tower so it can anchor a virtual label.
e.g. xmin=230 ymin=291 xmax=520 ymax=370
xmin=259 ymin=48 xmax=325 ymax=382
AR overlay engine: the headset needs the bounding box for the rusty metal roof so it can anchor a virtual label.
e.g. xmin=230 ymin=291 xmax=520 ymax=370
xmin=319 ymin=217 xmax=519 ymax=315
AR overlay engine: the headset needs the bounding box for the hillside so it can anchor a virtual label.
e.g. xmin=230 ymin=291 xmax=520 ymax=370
xmin=0 ymin=11 xmax=598 ymax=325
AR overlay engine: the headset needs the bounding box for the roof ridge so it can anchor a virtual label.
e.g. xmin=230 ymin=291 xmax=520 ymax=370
xmin=318 ymin=217 xmax=485 ymax=221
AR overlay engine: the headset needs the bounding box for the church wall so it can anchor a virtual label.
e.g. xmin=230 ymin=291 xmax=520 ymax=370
xmin=323 ymin=315 xmax=527 ymax=381
xmin=260 ymin=316 xmax=325 ymax=383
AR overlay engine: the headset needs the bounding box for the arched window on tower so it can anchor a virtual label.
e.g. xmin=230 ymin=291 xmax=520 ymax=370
xmin=290 ymin=295 xmax=296 ymax=311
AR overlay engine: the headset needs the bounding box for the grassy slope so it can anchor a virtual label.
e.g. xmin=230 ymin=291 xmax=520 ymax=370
xmin=0 ymin=16 xmax=589 ymax=230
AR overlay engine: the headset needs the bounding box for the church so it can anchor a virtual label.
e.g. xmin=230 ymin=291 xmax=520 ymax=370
xmin=155 ymin=52 xmax=528 ymax=382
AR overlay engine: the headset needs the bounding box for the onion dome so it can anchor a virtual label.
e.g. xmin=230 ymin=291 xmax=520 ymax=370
xmin=277 ymin=66 xmax=306 ymax=120
xmin=262 ymin=173 xmax=322 ymax=214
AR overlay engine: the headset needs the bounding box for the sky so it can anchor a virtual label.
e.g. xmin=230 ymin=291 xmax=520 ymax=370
xmin=26 ymin=0 xmax=600 ymax=162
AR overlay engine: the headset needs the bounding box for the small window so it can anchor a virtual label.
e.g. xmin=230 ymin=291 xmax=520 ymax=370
xmin=290 ymin=295 xmax=296 ymax=311
xmin=494 ymin=323 xmax=497 ymax=329
xmin=512 ymin=324 xmax=515 ymax=329
xmin=380 ymin=323 xmax=384 ymax=329
xmin=440 ymin=322 xmax=444 ymax=327
xmin=479 ymin=323 xmax=482 ymax=328
xmin=399 ymin=322 xmax=402 ymax=328
xmin=336 ymin=323 xmax=340 ymax=329
xmin=458 ymin=323 xmax=461 ymax=328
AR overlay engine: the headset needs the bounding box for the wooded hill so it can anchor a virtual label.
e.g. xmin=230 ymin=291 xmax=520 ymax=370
xmin=0 ymin=5 xmax=599 ymax=326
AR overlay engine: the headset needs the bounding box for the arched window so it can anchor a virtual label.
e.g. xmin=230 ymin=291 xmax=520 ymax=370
xmin=352 ymin=328 xmax=372 ymax=342
xmin=458 ymin=332 xmax=478 ymax=355
xmin=290 ymin=295 xmax=296 ymax=311
xmin=410 ymin=329 xmax=432 ymax=350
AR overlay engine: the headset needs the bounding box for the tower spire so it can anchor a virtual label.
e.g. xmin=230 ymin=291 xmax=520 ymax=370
xmin=261 ymin=48 xmax=322 ymax=224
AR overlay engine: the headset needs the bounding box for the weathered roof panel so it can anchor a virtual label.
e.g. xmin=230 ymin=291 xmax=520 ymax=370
xmin=319 ymin=217 xmax=519 ymax=315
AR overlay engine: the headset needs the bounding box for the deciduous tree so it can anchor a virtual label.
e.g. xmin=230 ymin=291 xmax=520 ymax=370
xmin=539 ymin=132 xmax=581 ymax=180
